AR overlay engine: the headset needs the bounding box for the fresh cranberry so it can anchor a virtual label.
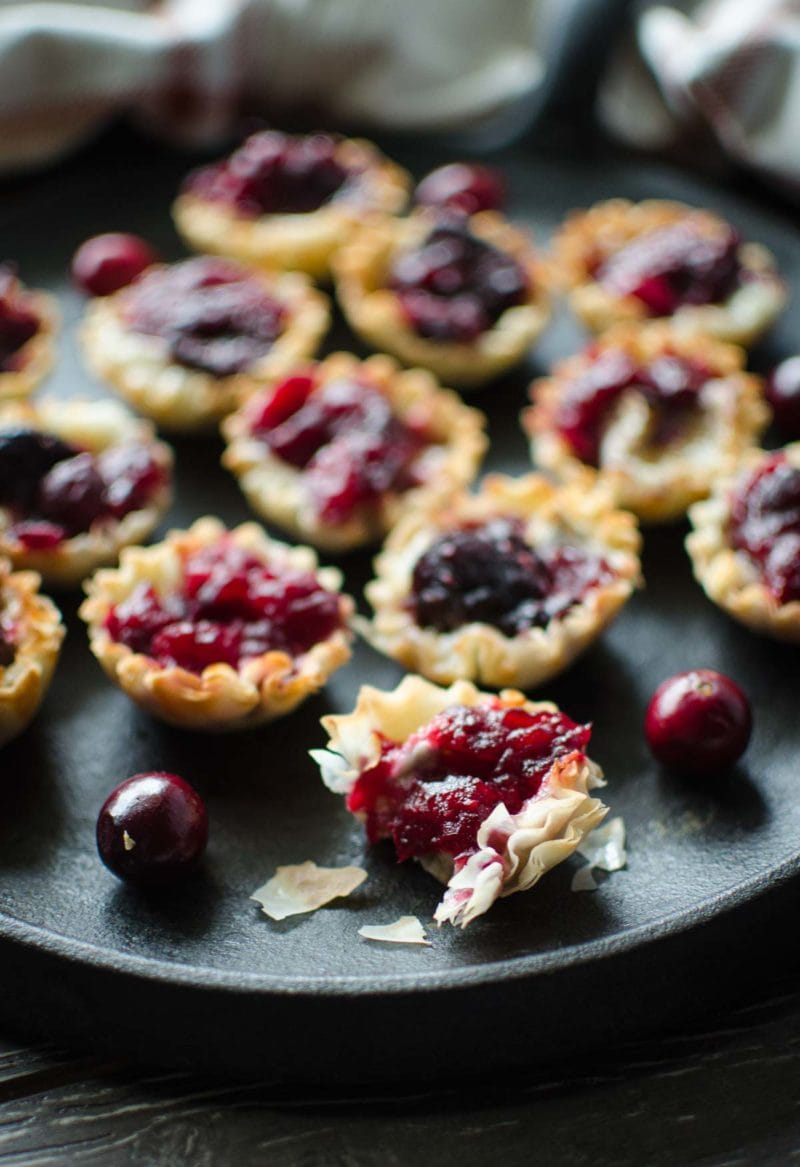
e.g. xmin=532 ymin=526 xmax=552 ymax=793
xmin=96 ymin=772 xmax=208 ymax=885
xmin=595 ymin=221 xmax=742 ymax=315
xmin=0 ymin=266 xmax=40 ymax=371
xmin=97 ymin=443 xmax=166 ymax=517
xmin=414 ymin=163 xmax=506 ymax=215
xmin=766 ymin=357 xmax=800 ymax=437
xmin=0 ymin=427 xmax=79 ymax=508
xmin=71 ymin=233 xmax=159 ymax=297
xmin=729 ymin=452 xmax=800 ymax=604
xmin=36 ymin=453 xmax=107 ymax=534
xmin=348 ymin=702 xmax=591 ymax=861
xmin=645 ymin=669 xmax=752 ymax=775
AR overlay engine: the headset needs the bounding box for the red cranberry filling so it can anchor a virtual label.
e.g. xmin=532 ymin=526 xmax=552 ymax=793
xmin=554 ymin=349 xmax=711 ymax=465
xmin=0 ymin=427 xmax=165 ymax=548
xmin=594 ymin=221 xmax=743 ymax=316
xmin=0 ymin=266 xmax=40 ymax=373
xmin=348 ymin=701 xmax=591 ymax=861
xmin=410 ymin=517 xmax=614 ymax=636
xmin=183 ymin=131 xmax=355 ymax=217
xmin=414 ymin=163 xmax=506 ymax=215
xmin=105 ymin=541 xmax=343 ymax=674
xmin=121 ymin=258 xmax=287 ymax=378
xmin=729 ymin=453 xmax=800 ymax=604
xmin=251 ymin=374 xmax=426 ymax=524
xmin=389 ymin=218 xmax=528 ymax=343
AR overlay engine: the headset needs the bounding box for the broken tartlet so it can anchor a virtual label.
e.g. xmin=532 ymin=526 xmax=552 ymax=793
xmin=173 ymin=131 xmax=410 ymax=280
xmin=334 ymin=210 xmax=549 ymax=387
xmin=0 ymin=398 xmax=172 ymax=588
xmin=550 ymin=199 xmax=785 ymax=346
xmin=525 ymin=324 xmax=768 ymax=523
xmin=221 ymin=351 xmax=487 ymax=553
xmin=686 ymin=443 xmax=800 ymax=642
xmin=80 ymin=256 xmax=329 ymax=432
xmin=0 ymin=264 xmax=58 ymax=400
xmin=311 ymin=675 xmax=608 ymax=928
xmin=80 ymin=517 xmax=354 ymax=731
xmin=0 ymin=557 xmax=64 ymax=747
xmin=363 ymin=472 xmax=640 ymax=689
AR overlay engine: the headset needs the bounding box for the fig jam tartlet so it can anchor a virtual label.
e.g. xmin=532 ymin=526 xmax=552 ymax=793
xmin=80 ymin=518 xmax=354 ymax=731
xmin=0 ymin=557 xmax=64 ymax=747
xmin=0 ymin=398 xmax=172 ymax=587
xmin=80 ymin=256 xmax=329 ymax=432
xmin=311 ymin=676 xmax=608 ymax=927
xmin=173 ymin=131 xmax=410 ymax=280
xmin=551 ymin=199 xmax=785 ymax=345
xmin=686 ymin=443 xmax=800 ymax=642
xmin=363 ymin=473 xmax=640 ymax=689
xmin=334 ymin=210 xmax=549 ymax=387
xmin=222 ymin=352 xmax=487 ymax=553
xmin=0 ymin=264 xmax=58 ymax=400
xmin=525 ymin=324 xmax=768 ymax=523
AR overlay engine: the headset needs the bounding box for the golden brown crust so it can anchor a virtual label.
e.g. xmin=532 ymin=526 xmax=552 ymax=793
xmin=0 ymin=557 xmax=64 ymax=746
xmin=0 ymin=398 xmax=173 ymax=588
xmin=524 ymin=323 xmax=769 ymax=523
xmin=333 ymin=210 xmax=550 ymax=388
xmin=549 ymin=198 xmax=786 ymax=345
xmin=80 ymin=517 xmax=354 ymax=732
xmin=362 ymin=472 xmax=641 ymax=688
xmin=686 ymin=443 xmax=800 ymax=642
xmin=221 ymin=351 xmax=487 ymax=553
xmin=79 ymin=267 xmax=330 ymax=433
xmin=0 ymin=286 xmax=58 ymax=401
xmin=172 ymin=137 xmax=411 ymax=280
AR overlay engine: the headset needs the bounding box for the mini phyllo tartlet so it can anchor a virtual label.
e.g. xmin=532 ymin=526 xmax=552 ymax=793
xmin=525 ymin=324 xmax=768 ymax=524
xmin=173 ymin=131 xmax=410 ymax=280
xmin=81 ymin=518 xmax=353 ymax=731
xmin=222 ymin=352 xmax=487 ymax=553
xmin=80 ymin=256 xmax=329 ymax=432
xmin=334 ymin=210 xmax=549 ymax=387
xmin=0 ymin=263 xmax=58 ymax=400
xmin=0 ymin=557 xmax=64 ymax=747
xmin=0 ymin=398 xmax=172 ymax=588
xmin=550 ymin=199 xmax=785 ymax=346
xmin=311 ymin=676 xmax=608 ymax=927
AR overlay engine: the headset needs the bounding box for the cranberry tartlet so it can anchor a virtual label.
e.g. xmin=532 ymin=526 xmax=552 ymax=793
xmin=551 ymin=199 xmax=785 ymax=346
xmin=173 ymin=131 xmax=410 ymax=280
xmin=525 ymin=324 xmax=768 ymax=523
xmin=686 ymin=443 xmax=800 ymax=642
xmin=0 ymin=264 xmax=58 ymax=401
xmin=363 ymin=473 xmax=640 ymax=689
xmin=0 ymin=557 xmax=64 ymax=746
xmin=80 ymin=518 xmax=354 ymax=731
xmin=311 ymin=676 xmax=608 ymax=927
xmin=222 ymin=352 xmax=487 ymax=552
xmin=0 ymin=398 xmax=172 ymax=588
xmin=80 ymin=256 xmax=329 ymax=432
xmin=334 ymin=211 xmax=549 ymax=387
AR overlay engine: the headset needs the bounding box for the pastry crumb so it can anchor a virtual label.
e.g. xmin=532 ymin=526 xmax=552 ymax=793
xmin=251 ymin=860 xmax=367 ymax=921
xmin=358 ymin=916 xmax=431 ymax=946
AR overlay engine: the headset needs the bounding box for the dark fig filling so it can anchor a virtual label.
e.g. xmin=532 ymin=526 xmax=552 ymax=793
xmin=347 ymin=700 xmax=591 ymax=861
xmin=729 ymin=452 xmax=800 ymax=605
xmin=251 ymin=374 xmax=427 ymax=524
xmin=0 ymin=427 xmax=166 ymax=550
xmin=410 ymin=517 xmax=614 ymax=635
xmin=554 ymin=349 xmax=712 ymax=465
xmin=389 ymin=218 xmax=528 ymax=343
xmin=121 ymin=258 xmax=287 ymax=378
xmin=592 ymin=221 xmax=743 ymax=316
xmin=0 ymin=265 xmax=40 ymax=373
xmin=105 ymin=541 xmax=343 ymax=674
xmin=183 ymin=131 xmax=357 ymax=217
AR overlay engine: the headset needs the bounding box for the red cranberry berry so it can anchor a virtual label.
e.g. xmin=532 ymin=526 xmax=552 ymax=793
xmin=0 ymin=427 xmax=78 ymax=508
xmin=644 ymin=669 xmax=752 ymax=775
xmin=36 ymin=453 xmax=107 ymax=534
xmin=415 ymin=163 xmax=506 ymax=215
xmin=72 ymin=233 xmax=159 ymax=297
xmin=96 ymin=771 xmax=209 ymax=885
xmin=766 ymin=357 xmax=800 ymax=438
xmin=0 ymin=265 xmax=40 ymax=371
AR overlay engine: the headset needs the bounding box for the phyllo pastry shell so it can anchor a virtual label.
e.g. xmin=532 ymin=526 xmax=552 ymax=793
xmin=0 ymin=557 xmax=64 ymax=747
xmin=0 ymin=264 xmax=58 ymax=402
xmin=311 ymin=675 xmax=608 ymax=927
xmin=80 ymin=517 xmax=354 ymax=731
xmin=363 ymin=472 xmax=640 ymax=689
xmin=222 ymin=351 xmax=487 ymax=553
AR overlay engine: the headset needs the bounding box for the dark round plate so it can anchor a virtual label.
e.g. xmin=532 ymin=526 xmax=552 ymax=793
xmin=1 ymin=135 xmax=799 ymax=1082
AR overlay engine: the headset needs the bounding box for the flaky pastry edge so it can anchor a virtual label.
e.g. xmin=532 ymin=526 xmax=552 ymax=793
xmin=0 ymin=557 xmax=64 ymax=746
